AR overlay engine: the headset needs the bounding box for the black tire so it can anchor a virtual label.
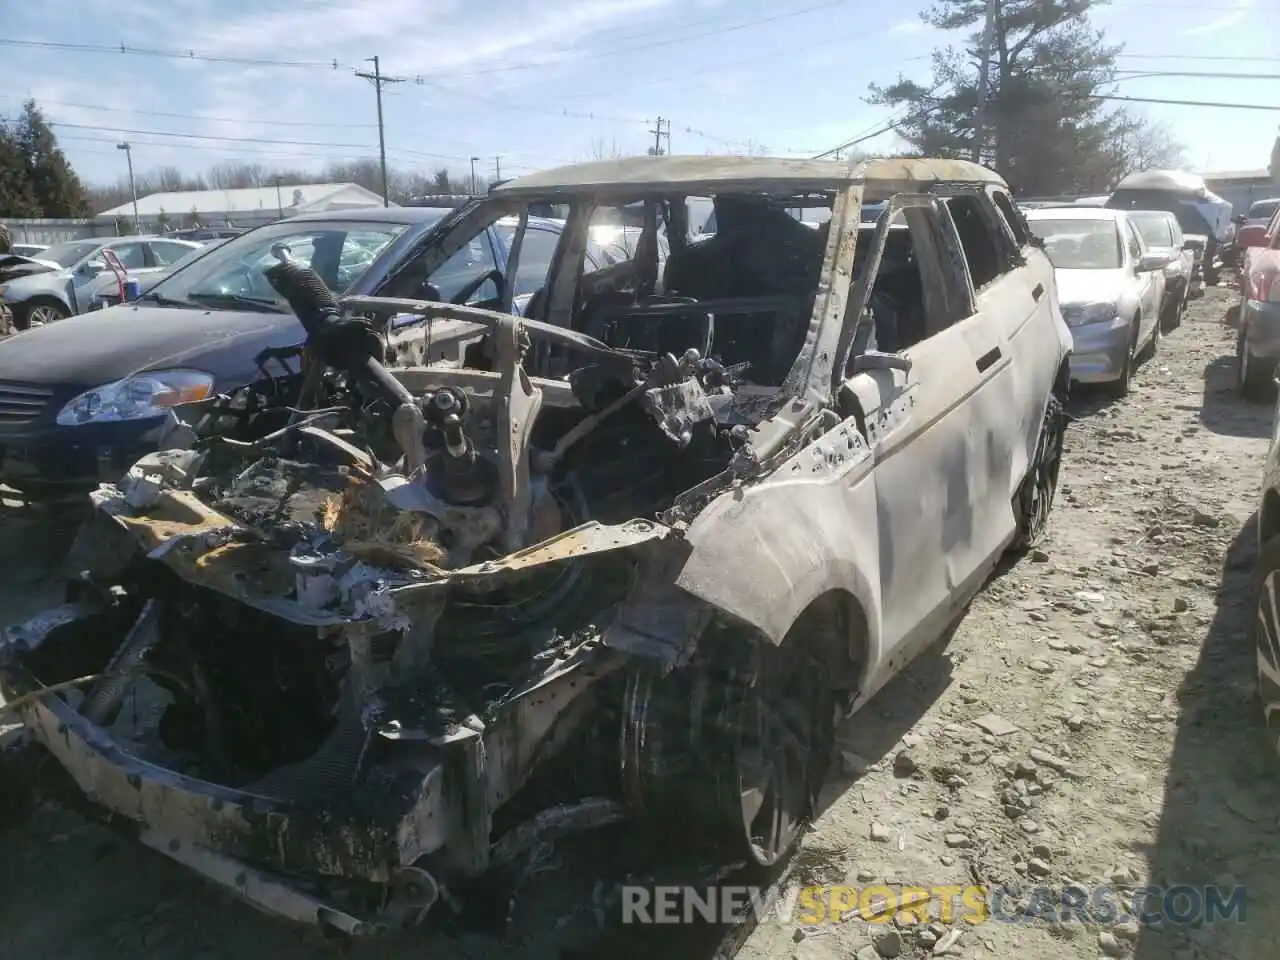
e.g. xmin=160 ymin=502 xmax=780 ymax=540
xmin=1237 ymin=326 xmax=1275 ymax=402
xmin=1010 ymin=392 xmax=1066 ymax=551
xmin=14 ymin=297 xmax=70 ymax=329
xmin=1251 ymin=535 xmax=1280 ymax=763
xmin=622 ymin=624 xmax=837 ymax=869
xmin=1162 ymin=281 xmax=1185 ymax=332
xmin=1105 ymin=319 xmax=1137 ymax=399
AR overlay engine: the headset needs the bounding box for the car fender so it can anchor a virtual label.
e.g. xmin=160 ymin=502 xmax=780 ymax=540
xmin=674 ymin=418 xmax=883 ymax=666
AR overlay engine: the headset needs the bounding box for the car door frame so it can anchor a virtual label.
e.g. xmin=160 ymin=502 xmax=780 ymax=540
xmin=932 ymin=184 xmax=1056 ymax=523
xmin=830 ymin=190 xmax=1023 ymax=703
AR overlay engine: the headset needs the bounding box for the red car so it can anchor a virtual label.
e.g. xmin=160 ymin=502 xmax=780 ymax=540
xmin=1235 ymin=206 xmax=1280 ymax=399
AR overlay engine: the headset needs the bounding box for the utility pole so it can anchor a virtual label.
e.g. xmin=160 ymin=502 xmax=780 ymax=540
xmin=972 ymin=0 xmax=997 ymax=164
xmin=275 ymin=177 xmax=284 ymax=219
xmin=116 ymin=142 xmax=139 ymax=233
xmin=494 ymin=156 xmax=502 ymax=182
xmin=355 ymin=56 xmax=404 ymax=206
xmin=469 ymin=157 xmax=480 ymax=195
xmin=649 ymin=116 xmax=669 ymax=156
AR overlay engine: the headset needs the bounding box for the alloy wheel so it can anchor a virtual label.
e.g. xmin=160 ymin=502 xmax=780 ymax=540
xmin=27 ymin=304 xmax=65 ymax=326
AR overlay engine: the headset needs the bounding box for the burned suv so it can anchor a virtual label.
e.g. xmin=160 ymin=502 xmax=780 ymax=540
xmin=0 ymin=156 xmax=1071 ymax=935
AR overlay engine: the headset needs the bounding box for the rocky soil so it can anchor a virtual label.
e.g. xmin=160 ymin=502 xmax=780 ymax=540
xmin=1 ymin=287 xmax=1278 ymax=959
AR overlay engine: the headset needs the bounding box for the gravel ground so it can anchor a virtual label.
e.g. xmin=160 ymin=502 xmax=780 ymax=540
xmin=1 ymin=286 xmax=1277 ymax=960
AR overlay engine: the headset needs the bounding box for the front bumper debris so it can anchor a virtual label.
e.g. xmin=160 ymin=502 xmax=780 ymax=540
xmin=0 ymin=600 xmax=625 ymax=934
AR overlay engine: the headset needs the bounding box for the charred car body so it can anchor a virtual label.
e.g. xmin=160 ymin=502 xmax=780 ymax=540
xmin=0 ymin=156 xmax=1071 ymax=934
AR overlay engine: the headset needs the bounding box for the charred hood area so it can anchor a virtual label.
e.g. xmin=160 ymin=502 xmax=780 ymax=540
xmin=0 ymin=188 xmax=840 ymax=932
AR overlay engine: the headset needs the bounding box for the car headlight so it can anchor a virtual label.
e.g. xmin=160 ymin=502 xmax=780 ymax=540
xmin=1061 ymin=302 xmax=1119 ymax=328
xmin=56 ymin=370 xmax=214 ymax=426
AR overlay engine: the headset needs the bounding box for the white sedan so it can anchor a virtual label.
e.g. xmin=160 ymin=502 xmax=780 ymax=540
xmin=1024 ymin=206 xmax=1169 ymax=398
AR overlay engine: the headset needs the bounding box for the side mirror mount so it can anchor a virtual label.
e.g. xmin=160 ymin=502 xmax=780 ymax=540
xmin=1138 ymin=253 xmax=1170 ymax=272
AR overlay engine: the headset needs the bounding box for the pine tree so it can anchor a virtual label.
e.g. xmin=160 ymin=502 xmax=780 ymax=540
xmin=0 ymin=119 xmax=39 ymax=218
xmin=15 ymin=100 xmax=90 ymax=218
xmin=867 ymin=0 xmax=1179 ymax=195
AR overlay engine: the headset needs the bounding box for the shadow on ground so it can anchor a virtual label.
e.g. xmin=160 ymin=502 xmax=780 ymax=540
xmin=1199 ymin=355 xmax=1272 ymax=440
xmin=1133 ymin=515 xmax=1280 ymax=960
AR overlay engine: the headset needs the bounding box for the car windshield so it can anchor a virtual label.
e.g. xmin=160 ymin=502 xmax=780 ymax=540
xmin=1029 ymin=218 xmax=1122 ymax=269
xmin=36 ymin=239 xmax=104 ymax=267
xmin=1129 ymin=214 xmax=1173 ymax=249
xmin=148 ymin=220 xmax=410 ymax=309
xmin=1249 ymin=200 xmax=1279 ymax=222
xmin=1106 ymin=191 xmax=1212 ymax=236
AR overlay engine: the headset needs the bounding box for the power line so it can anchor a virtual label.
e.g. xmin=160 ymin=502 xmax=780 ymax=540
xmin=0 ymin=94 xmax=377 ymax=128
xmin=0 ymin=38 xmax=346 ymax=70
xmin=812 ymin=81 xmax=953 ymax=159
xmin=1115 ymin=69 xmax=1280 ymax=80
xmin=54 ymin=132 xmax=427 ymax=166
xmin=1115 ymin=53 xmax=1280 ymax=62
xmin=47 ymin=120 xmax=380 ymax=151
xmin=49 ymin=120 xmax=485 ymax=165
xmin=392 ymin=76 xmax=649 ymax=126
xmin=1094 ymin=93 xmax=1280 ymax=111
xmin=0 ymin=3 xmax=850 ymax=84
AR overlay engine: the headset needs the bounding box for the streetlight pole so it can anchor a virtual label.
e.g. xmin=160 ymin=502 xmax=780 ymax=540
xmin=470 ymin=156 xmax=479 ymax=195
xmin=117 ymin=142 xmax=139 ymax=234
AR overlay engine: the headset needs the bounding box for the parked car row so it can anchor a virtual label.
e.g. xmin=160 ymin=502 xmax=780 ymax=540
xmin=0 ymin=236 xmax=203 ymax=328
xmin=1234 ymin=201 xmax=1280 ymax=400
xmin=0 ymin=205 xmax=628 ymax=499
xmin=1022 ymin=206 xmax=1187 ymax=397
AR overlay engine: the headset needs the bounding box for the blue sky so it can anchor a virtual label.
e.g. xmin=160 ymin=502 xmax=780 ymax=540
xmin=1 ymin=0 xmax=1276 ymax=191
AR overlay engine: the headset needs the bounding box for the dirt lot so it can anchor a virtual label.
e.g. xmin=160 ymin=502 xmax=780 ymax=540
xmin=1 ymin=286 xmax=1278 ymax=960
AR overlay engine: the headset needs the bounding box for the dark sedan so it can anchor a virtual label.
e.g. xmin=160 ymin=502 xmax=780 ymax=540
xmin=0 ymin=205 xmax=523 ymax=500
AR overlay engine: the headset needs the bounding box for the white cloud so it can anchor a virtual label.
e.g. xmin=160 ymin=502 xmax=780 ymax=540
xmin=1182 ymin=0 xmax=1253 ymax=35
xmin=169 ymin=0 xmax=679 ymax=77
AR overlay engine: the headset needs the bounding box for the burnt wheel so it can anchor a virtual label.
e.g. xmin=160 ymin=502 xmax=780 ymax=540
xmin=1253 ymin=536 xmax=1280 ymax=762
xmin=707 ymin=636 xmax=836 ymax=867
xmin=1010 ymin=392 xmax=1066 ymax=551
xmin=621 ymin=629 xmax=837 ymax=868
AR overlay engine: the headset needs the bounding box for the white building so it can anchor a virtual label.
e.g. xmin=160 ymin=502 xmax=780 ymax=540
xmin=96 ymin=182 xmax=390 ymax=228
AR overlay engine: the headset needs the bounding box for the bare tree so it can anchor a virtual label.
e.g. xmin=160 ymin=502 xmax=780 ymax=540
xmin=85 ymin=157 xmax=483 ymax=212
xmin=1108 ymin=117 xmax=1185 ymax=178
xmin=587 ymin=136 xmax=626 ymax=161
xmin=206 ymin=162 xmax=275 ymax=189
